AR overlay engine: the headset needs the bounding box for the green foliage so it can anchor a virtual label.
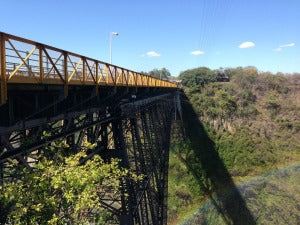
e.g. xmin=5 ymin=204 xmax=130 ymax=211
xmin=262 ymin=91 xmax=281 ymax=117
xmin=179 ymin=67 xmax=299 ymax=174
xmin=215 ymin=127 xmax=278 ymax=175
xmin=214 ymin=89 xmax=237 ymax=118
xmin=179 ymin=67 xmax=216 ymax=87
xmin=263 ymin=73 xmax=288 ymax=93
xmin=231 ymin=67 xmax=258 ymax=89
xmin=168 ymin=149 xmax=202 ymax=221
xmin=168 ymin=66 xmax=300 ymax=224
xmin=0 ymin=141 xmax=138 ymax=224
xmin=182 ymin=164 xmax=300 ymax=225
xmin=148 ymin=67 xmax=171 ymax=79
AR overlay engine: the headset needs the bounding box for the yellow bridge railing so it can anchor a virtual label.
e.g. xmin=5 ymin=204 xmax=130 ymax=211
xmin=0 ymin=32 xmax=177 ymax=104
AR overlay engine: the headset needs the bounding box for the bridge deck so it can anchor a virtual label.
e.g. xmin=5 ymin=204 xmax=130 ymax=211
xmin=0 ymin=32 xmax=177 ymax=104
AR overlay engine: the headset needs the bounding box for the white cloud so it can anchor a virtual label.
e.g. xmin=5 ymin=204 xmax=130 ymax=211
xmin=190 ymin=50 xmax=205 ymax=55
xmin=146 ymin=51 xmax=160 ymax=57
xmin=239 ymin=41 xmax=255 ymax=49
xmin=279 ymin=43 xmax=295 ymax=48
xmin=273 ymin=47 xmax=282 ymax=52
xmin=273 ymin=43 xmax=295 ymax=52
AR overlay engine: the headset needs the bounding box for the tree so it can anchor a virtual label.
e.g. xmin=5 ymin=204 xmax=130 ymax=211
xmin=148 ymin=68 xmax=171 ymax=79
xmin=0 ymin=140 xmax=140 ymax=224
xmin=231 ymin=68 xmax=258 ymax=90
xmin=214 ymin=89 xmax=237 ymax=118
xmin=262 ymin=91 xmax=281 ymax=117
xmin=179 ymin=67 xmax=216 ymax=87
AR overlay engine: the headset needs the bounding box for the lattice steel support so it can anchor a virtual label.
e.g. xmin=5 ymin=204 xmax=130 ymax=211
xmin=0 ymin=91 xmax=179 ymax=225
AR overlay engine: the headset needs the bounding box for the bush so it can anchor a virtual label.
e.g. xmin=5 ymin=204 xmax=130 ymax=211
xmin=262 ymin=91 xmax=281 ymax=116
xmin=0 ymin=142 xmax=138 ymax=224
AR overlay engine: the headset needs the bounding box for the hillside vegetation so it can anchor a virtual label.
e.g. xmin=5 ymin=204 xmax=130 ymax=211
xmin=168 ymin=67 xmax=300 ymax=224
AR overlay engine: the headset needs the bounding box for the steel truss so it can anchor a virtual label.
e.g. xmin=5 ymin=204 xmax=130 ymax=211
xmin=0 ymin=91 xmax=176 ymax=225
xmin=0 ymin=32 xmax=176 ymax=104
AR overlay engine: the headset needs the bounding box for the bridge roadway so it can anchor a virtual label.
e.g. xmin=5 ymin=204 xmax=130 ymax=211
xmin=0 ymin=32 xmax=179 ymax=225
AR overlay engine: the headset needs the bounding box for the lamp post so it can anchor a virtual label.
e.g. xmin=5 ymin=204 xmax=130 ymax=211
xmin=110 ymin=32 xmax=119 ymax=64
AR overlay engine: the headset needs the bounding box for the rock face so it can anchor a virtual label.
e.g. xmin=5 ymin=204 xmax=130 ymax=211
xmin=181 ymin=164 xmax=300 ymax=225
xmin=201 ymin=116 xmax=236 ymax=133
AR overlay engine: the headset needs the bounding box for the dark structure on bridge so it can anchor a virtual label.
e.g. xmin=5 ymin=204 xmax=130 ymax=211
xmin=0 ymin=32 xmax=180 ymax=225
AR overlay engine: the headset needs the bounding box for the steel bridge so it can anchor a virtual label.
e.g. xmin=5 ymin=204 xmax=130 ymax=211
xmin=0 ymin=32 xmax=180 ymax=225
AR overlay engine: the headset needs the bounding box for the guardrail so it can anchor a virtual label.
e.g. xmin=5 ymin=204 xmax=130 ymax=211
xmin=0 ymin=32 xmax=177 ymax=104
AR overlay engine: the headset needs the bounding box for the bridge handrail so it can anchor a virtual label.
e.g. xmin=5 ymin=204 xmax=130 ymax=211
xmin=0 ymin=32 xmax=177 ymax=104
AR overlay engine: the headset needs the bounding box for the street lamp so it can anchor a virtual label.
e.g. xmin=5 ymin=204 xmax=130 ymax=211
xmin=110 ymin=32 xmax=119 ymax=64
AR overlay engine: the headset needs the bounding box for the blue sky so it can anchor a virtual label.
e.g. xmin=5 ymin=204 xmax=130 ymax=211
xmin=1 ymin=0 xmax=299 ymax=76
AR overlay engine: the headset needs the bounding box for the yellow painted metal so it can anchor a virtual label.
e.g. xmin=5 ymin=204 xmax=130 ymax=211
xmin=39 ymin=46 xmax=44 ymax=83
xmin=113 ymin=66 xmax=117 ymax=85
xmin=125 ymin=70 xmax=129 ymax=85
xmin=86 ymin=60 xmax=95 ymax=83
xmin=98 ymin=66 xmax=104 ymax=83
xmin=43 ymin=48 xmax=64 ymax=82
xmin=121 ymin=69 xmax=124 ymax=84
xmin=96 ymin=62 xmax=99 ymax=95
xmin=68 ymin=58 xmax=82 ymax=82
xmin=105 ymin=65 xmax=109 ymax=85
xmin=98 ymin=67 xmax=104 ymax=83
xmin=7 ymin=41 xmax=36 ymax=80
xmin=64 ymin=52 xmax=68 ymax=97
xmin=0 ymin=31 xmax=177 ymax=103
xmin=128 ymin=72 xmax=133 ymax=86
xmin=45 ymin=53 xmax=63 ymax=78
xmin=82 ymin=58 xmax=86 ymax=83
xmin=134 ymin=72 xmax=137 ymax=87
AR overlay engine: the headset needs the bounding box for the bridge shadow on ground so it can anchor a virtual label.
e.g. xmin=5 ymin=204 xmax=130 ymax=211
xmin=179 ymin=96 xmax=256 ymax=225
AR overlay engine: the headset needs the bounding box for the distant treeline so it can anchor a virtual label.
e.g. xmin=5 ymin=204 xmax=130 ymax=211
xmin=179 ymin=66 xmax=300 ymax=87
